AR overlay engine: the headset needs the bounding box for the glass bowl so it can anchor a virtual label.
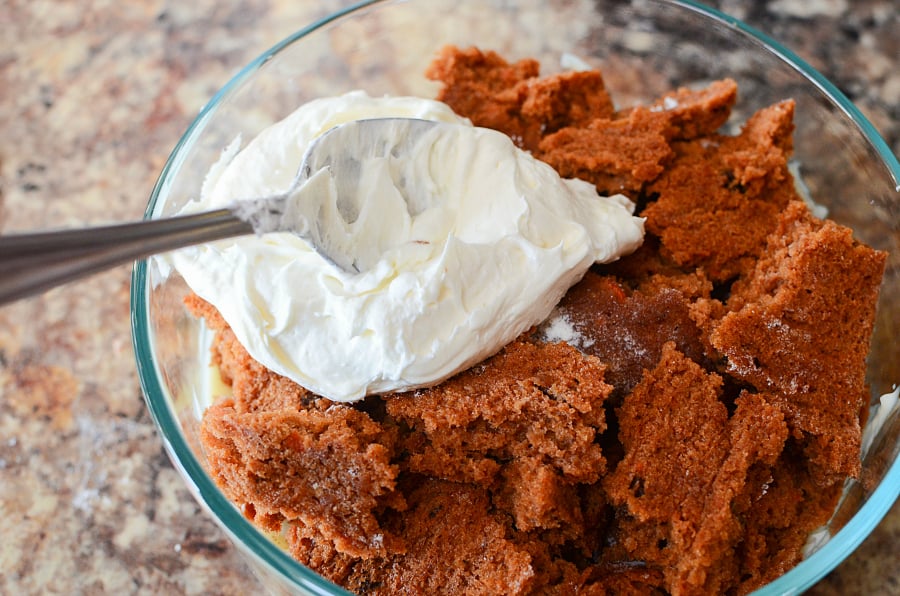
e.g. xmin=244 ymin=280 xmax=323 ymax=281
xmin=132 ymin=0 xmax=900 ymax=594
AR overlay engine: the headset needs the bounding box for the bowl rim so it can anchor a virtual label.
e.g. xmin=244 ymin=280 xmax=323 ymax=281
xmin=131 ymin=0 xmax=900 ymax=594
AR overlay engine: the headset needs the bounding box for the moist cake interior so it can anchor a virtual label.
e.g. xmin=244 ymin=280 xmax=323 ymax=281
xmin=187 ymin=46 xmax=887 ymax=596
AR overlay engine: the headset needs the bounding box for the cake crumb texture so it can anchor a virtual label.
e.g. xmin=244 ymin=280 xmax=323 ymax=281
xmin=189 ymin=46 xmax=887 ymax=595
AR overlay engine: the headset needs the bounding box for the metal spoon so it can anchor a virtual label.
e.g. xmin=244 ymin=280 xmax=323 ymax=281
xmin=0 ymin=117 xmax=439 ymax=305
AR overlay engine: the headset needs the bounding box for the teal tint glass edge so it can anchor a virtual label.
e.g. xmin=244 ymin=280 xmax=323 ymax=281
xmin=142 ymin=0 xmax=382 ymax=222
xmin=676 ymin=1 xmax=900 ymax=593
xmin=130 ymin=2 xmax=381 ymax=593
xmin=676 ymin=0 xmax=900 ymax=189
xmin=131 ymin=0 xmax=899 ymax=593
xmin=131 ymin=262 xmax=353 ymax=595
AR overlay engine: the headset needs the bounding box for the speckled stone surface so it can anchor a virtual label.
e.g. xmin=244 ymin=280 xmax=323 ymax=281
xmin=0 ymin=1 xmax=896 ymax=594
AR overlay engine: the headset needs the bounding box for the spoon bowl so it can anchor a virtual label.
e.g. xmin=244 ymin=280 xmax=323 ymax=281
xmin=132 ymin=1 xmax=900 ymax=594
xmin=0 ymin=117 xmax=439 ymax=304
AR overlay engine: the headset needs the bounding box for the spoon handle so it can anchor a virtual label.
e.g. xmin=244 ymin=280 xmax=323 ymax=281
xmin=0 ymin=209 xmax=253 ymax=305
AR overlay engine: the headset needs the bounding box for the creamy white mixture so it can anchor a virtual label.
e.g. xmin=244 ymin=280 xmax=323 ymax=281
xmin=169 ymin=91 xmax=644 ymax=401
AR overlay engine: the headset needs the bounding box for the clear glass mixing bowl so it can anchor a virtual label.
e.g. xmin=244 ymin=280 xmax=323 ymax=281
xmin=132 ymin=1 xmax=900 ymax=594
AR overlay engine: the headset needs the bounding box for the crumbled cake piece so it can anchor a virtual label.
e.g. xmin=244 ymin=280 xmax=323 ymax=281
xmin=378 ymin=479 xmax=537 ymax=594
xmin=290 ymin=479 xmax=538 ymax=595
xmin=642 ymin=79 xmax=739 ymax=141
xmin=604 ymin=346 xmax=791 ymax=595
xmin=424 ymin=46 xmax=543 ymax=150
xmin=494 ymin=457 xmax=584 ymax=538
xmin=201 ymin=398 xmax=403 ymax=558
xmin=521 ymin=70 xmax=616 ymax=134
xmin=385 ymin=339 xmax=611 ymax=487
xmin=427 ymin=46 xmax=739 ymax=199
xmin=544 ymin=273 xmax=711 ymax=400
xmin=642 ymin=100 xmax=800 ymax=281
xmin=726 ymin=442 xmax=844 ymax=593
xmin=426 ymin=45 xmax=615 ymax=152
xmin=286 ymin=521 xmax=372 ymax=590
xmin=190 ymin=46 xmax=887 ymax=596
xmin=538 ymin=109 xmax=674 ymax=196
xmin=711 ymin=201 xmax=887 ymax=483
xmin=538 ymin=79 xmax=738 ymax=196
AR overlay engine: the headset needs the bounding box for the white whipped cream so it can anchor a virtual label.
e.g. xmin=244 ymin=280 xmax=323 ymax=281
xmin=168 ymin=91 xmax=645 ymax=401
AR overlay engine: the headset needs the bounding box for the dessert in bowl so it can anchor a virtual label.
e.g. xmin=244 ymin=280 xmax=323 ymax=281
xmin=132 ymin=0 xmax=900 ymax=594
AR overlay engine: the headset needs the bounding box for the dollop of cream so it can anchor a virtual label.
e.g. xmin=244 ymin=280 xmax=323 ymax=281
xmin=169 ymin=91 xmax=644 ymax=401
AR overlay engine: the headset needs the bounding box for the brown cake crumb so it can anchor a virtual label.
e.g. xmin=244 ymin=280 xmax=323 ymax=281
xmin=603 ymin=344 xmax=781 ymax=595
xmin=201 ymin=398 xmax=403 ymax=558
xmin=538 ymin=108 xmax=674 ymax=196
xmin=711 ymin=200 xmax=887 ymax=483
xmin=385 ymin=339 xmax=610 ymax=488
xmin=379 ymin=479 xmax=538 ymax=594
xmin=521 ymin=70 xmax=616 ymax=132
xmin=425 ymin=46 xmax=538 ymax=147
xmin=642 ymin=100 xmax=800 ymax=281
xmin=289 ymin=478 xmax=539 ymax=594
xmin=545 ymin=272 xmax=711 ymax=400
xmin=190 ymin=46 xmax=887 ymax=596
xmin=426 ymin=45 xmax=615 ymax=152
xmin=642 ymin=78 xmax=739 ymax=141
xmin=537 ymin=79 xmax=739 ymax=196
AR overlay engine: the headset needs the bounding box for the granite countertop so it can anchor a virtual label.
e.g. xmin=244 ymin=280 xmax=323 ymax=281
xmin=0 ymin=1 xmax=897 ymax=594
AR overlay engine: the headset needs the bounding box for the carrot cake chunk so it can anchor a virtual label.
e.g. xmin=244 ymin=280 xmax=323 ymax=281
xmin=712 ymin=201 xmax=887 ymax=482
xmin=642 ymin=100 xmax=800 ymax=281
xmin=188 ymin=47 xmax=887 ymax=596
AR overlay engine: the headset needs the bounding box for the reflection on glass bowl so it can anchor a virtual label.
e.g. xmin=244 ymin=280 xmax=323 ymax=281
xmin=132 ymin=1 xmax=900 ymax=594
